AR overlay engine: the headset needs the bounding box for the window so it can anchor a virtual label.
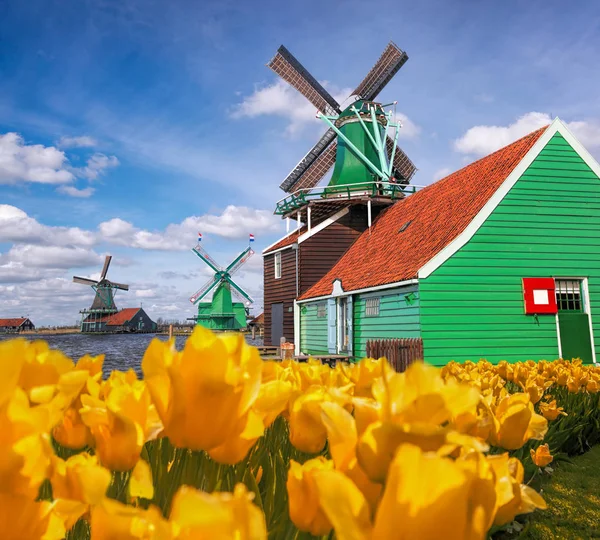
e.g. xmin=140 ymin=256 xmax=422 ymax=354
xmin=274 ymin=252 xmax=281 ymax=279
xmin=317 ymin=303 xmax=326 ymax=318
xmin=555 ymin=279 xmax=583 ymax=312
xmin=365 ymin=297 xmax=380 ymax=317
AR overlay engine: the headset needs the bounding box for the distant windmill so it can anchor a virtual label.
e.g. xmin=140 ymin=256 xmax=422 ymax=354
xmin=189 ymin=237 xmax=254 ymax=331
xmin=73 ymin=255 xmax=129 ymax=331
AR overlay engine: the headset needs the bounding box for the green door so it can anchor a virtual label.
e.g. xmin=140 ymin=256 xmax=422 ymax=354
xmin=556 ymin=279 xmax=594 ymax=363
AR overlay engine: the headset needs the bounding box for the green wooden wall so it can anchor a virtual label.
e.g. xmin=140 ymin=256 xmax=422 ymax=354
xmin=420 ymin=133 xmax=600 ymax=365
xmin=353 ymin=285 xmax=421 ymax=358
xmin=300 ymin=302 xmax=328 ymax=354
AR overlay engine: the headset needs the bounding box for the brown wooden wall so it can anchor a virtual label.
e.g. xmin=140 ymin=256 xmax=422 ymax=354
xmin=263 ymin=205 xmax=384 ymax=346
xmin=263 ymin=247 xmax=297 ymax=346
xmin=298 ymin=207 xmax=371 ymax=294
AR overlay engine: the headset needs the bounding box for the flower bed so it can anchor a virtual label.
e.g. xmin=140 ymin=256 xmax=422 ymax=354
xmin=0 ymin=328 xmax=598 ymax=539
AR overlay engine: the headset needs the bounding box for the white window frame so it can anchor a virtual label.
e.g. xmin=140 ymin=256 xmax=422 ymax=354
xmin=365 ymin=297 xmax=380 ymax=317
xmin=274 ymin=252 xmax=282 ymax=279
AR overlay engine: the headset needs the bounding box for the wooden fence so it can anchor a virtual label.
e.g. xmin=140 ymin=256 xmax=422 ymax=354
xmin=366 ymin=338 xmax=424 ymax=372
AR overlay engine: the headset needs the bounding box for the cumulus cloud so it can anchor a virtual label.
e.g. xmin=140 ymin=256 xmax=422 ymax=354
xmin=57 ymin=135 xmax=97 ymax=148
xmin=433 ymin=167 xmax=452 ymax=182
xmin=57 ymin=185 xmax=95 ymax=198
xmin=232 ymin=80 xmax=420 ymax=139
xmin=0 ymin=132 xmax=73 ymax=184
xmin=98 ymin=205 xmax=281 ymax=250
xmin=74 ymin=153 xmax=119 ymax=181
xmin=454 ymin=112 xmax=600 ymax=156
xmin=0 ymin=205 xmax=96 ymax=246
xmin=2 ymin=245 xmax=103 ymax=269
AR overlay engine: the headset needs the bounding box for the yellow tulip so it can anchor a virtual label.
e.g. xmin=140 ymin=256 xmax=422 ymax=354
xmin=372 ymin=445 xmax=496 ymax=540
xmin=344 ymin=357 xmax=384 ymax=397
xmin=320 ymin=401 xmax=382 ymax=512
xmin=530 ymin=444 xmax=553 ymax=467
xmin=311 ymin=467 xmax=373 ymax=540
xmin=169 ymin=484 xmax=266 ymax=539
xmin=208 ymin=379 xmax=293 ymax=464
xmin=50 ymin=452 xmax=111 ymax=528
xmin=488 ymin=393 xmax=548 ymax=450
xmin=52 ymin=399 xmax=92 ymax=450
xmin=80 ymin=374 xmax=159 ymax=471
xmin=142 ymin=328 xmax=262 ymax=457
xmin=0 ymin=493 xmax=65 ymax=540
xmin=538 ymin=399 xmax=566 ymax=421
xmin=0 ymin=388 xmax=53 ymax=498
xmin=587 ymin=378 xmax=599 ymax=393
xmin=287 ymin=458 xmax=333 ymax=536
xmin=487 ymin=453 xmax=546 ymax=526
xmin=91 ymin=499 xmax=172 ymax=540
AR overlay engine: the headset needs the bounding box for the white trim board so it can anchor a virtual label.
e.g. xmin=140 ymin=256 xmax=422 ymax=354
xmin=297 ymin=278 xmax=419 ymax=304
xmin=418 ymin=118 xmax=600 ymax=279
xmin=262 ymin=228 xmax=303 ymax=255
xmin=298 ymin=207 xmax=350 ymax=244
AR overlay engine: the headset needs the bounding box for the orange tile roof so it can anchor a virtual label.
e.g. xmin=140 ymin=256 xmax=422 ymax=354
xmin=0 ymin=318 xmax=29 ymax=327
xmin=104 ymin=308 xmax=141 ymax=326
xmin=300 ymin=127 xmax=547 ymax=300
xmin=263 ymin=227 xmax=305 ymax=254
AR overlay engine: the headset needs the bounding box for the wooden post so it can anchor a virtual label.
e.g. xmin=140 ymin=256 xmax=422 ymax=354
xmin=251 ymin=325 xmax=256 ymax=340
xmin=168 ymin=324 xmax=173 ymax=339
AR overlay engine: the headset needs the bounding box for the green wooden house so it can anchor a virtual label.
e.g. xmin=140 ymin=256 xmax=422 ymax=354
xmin=295 ymin=119 xmax=600 ymax=365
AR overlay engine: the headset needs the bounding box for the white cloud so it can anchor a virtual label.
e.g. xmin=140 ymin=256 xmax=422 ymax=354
xmin=74 ymin=153 xmax=119 ymax=180
xmin=98 ymin=205 xmax=281 ymax=250
xmin=2 ymin=245 xmax=103 ymax=269
xmin=135 ymin=289 xmax=156 ymax=298
xmin=0 ymin=205 xmax=96 ymax=246
xmin=57 ymin=135 xmax=97 ymax=148
xmin=454 ymin=112 xmax=600 ymax=156
xmin=433 ymin=167 xmax=451 ymax=182
xmin=0 ymin=132 xmax=73 ymax=184
xmin=57 ymin=185 xmax=95 ymax=198
xmin=232 ymin=80 xmax=420 ymax=139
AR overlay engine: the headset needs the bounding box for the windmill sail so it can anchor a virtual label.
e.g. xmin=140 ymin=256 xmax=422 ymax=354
xmin=268 ymin=46 xmax=340 ymax=115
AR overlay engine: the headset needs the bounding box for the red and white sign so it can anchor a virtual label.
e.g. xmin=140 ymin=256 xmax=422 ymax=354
xmin=522 ymin=278 xmax=557 ymax=314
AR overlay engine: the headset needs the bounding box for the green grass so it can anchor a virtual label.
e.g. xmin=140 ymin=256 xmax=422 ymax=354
xmin=521 ymin=445 xmax=600 ymax=539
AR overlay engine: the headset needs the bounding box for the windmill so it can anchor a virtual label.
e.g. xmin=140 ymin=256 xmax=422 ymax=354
xmin=189 ymin=238 xmax=255 ymax=331
xmin=269 ymin=42 xmax=417 ymax=226
xmin=73 ymin=255 xmax=129 ymax=332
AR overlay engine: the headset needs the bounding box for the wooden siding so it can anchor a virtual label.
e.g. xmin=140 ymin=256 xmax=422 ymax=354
xmin=353 ymin=285 xmax=421 ymax=358
xmin=263 ymin=248 xmax=296 ymax=345
xmin=299 ymin=302 xmax=328 ymax=354
xmin=298 ymin=207 xmax=371 ymax=294
xmin=420 ymin=133 xmax=600 ymax=365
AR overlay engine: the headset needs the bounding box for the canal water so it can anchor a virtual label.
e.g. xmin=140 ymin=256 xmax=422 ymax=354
xmin=0 ymin=333 xmax=264 ymax=378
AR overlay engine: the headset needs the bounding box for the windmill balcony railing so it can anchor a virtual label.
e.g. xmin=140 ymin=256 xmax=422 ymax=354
xmin=274 ymin=180 xmax=419 ymax=216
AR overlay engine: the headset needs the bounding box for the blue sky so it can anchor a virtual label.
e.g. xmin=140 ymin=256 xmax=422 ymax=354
xmin=1 ymin=0 xmax=599 ymax=325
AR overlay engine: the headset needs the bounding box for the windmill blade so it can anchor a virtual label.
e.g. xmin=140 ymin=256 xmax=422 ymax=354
xmin=268 ymin=45 xmax=340 ymax=116
xmin=107 ymin=281 xmax=129 ymax=291
xmin=352 ymin=42 xmax=409 ymax=102
xmin=73 ymin=276 xmax=98 ymax=286
xmin=190 ymin=276 xmax=220 ymax=305
xmin=100 ymin=255 xmax=112 ymax=280
xmin=226 ymin=276 xmax=254 ymax=304
xmin=226 ymin=247 xmax=254 ymax=276
xmin=192 ymin=246 xmax=222 ymax=274
xmin=280 ymin=129 xmax=337 ymax=193
xmin=230 ymin=285 xmax=253 ymax=305
xmin=386 ymin=136 xmax=417 ymax=183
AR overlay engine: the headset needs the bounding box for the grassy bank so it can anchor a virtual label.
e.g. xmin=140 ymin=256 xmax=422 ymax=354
xmin=523 ymin=445 xmax=600 ymax=539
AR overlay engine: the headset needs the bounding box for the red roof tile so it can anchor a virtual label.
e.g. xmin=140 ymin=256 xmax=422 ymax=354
xmin=300 ymin=127 xmax=547 ymax=299
xmin=0 ymin=318 xmax=29 ymax=327
xmin=263 ymin=227 xmax=305 ymax=254
xmin=103 ymin=308 xmax=141 ymax=326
